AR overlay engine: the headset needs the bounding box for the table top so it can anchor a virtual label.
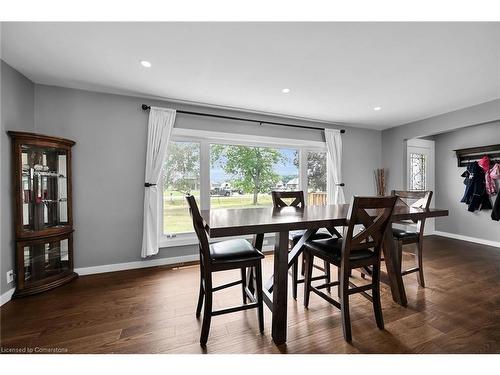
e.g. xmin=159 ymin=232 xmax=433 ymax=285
xmin=201 ymin=204 xmax=449 ymax=238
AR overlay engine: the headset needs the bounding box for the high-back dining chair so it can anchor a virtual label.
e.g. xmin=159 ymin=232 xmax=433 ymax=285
xmin=391 ymin=190 xmax=433 ymax=287
xmin=303 ymin=196 xmax=397 ymax=341
xmin=271 ymin=191 xmax=334 ymax=299
xmin=186 ymin=195 xmax=265 ymax=346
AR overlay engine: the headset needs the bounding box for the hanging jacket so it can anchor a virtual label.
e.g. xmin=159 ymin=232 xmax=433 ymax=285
xmin=460 ymin=162 xmax=492 ymax=212
xmin=492 ymin=193 xmax=500 ymax=221
xmin=478 ymin=155 xmax=499 ymax=196
xmin=491 ymin=163 xmax=500 ymax=221
xmin=460 ymin=164 xmax=473 ymax=203
xmin=486 ymin=163 xmax=500 ymax=196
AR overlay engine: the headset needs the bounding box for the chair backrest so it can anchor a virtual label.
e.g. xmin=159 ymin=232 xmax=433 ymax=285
xmin=271 ymin=191 xmax=305 ymax=208
xmin=391 ymin=190 xmax=433 ymax=209
xmin=391 ymin=190 xmax=433 ymax=234
xmin=342 ymin=196 xmax=397 ymax=263
xmin=186 ymin=195 xmax=210 ymax=261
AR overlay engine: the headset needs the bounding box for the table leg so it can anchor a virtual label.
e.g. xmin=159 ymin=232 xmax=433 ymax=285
xmin=265 ymin=228 xmax=317 ymax=292
xmin=382 ymin=225 xmax=408 ymax=306
xmin=272 ymin=231 xmax=289 ymax=345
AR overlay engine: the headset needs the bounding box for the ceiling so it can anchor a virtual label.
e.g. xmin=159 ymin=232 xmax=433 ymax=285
xmin=2 ymin=22 xmax=499 ymax=130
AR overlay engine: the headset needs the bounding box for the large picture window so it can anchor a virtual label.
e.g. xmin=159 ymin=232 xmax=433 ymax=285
xmin=161 ymin=129 xmax=328 ymax=245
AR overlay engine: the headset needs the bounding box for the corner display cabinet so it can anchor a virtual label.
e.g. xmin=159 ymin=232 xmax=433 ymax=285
xmin=8 ymin=131 xmax=77 ymax=298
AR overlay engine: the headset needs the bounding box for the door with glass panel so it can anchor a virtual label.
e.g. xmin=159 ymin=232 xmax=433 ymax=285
xmin=406 ymin=138 xmax=435 ymax=234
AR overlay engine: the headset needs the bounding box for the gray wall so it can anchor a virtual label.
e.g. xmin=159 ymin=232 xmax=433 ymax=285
xmin=33 ymin=84 xmax=382 ymax=272
xmin=1 ymin=61 xmax=35 ymax=294
xmin=434 ymin=121 xmax=500 ymax=242
xmin=382 ymin=99 xmax=500 ymax=191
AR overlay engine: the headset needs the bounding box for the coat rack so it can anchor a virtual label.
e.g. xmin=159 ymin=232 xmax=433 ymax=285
xmin=454 ymin=144 xmax=500 ymax=167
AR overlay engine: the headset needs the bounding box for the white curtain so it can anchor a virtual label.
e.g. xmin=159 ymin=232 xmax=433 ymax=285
xmin=141 ymin=107 xmax=177 ymax=257
xmin=325 ymin=128 xmax=345 ymax=204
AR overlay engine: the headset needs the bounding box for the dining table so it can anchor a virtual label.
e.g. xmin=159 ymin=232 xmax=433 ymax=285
xmin=200 ymin=203 xmax=448 ymax=345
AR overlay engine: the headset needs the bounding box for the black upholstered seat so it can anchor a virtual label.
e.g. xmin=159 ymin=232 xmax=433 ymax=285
xmin=305 ymin=238 xmax=376 ymax=264
xmin=392 ymin=228 xmax=419 ymax=240
xmin=290 ymin=230 xmax=332 ymax=245
xmin=210 ymin=239 xmax=264 ymax=263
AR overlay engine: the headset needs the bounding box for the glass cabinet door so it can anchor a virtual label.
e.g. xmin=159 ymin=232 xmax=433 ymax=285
xmin=21 ymin=236 xmax=71 ymax=286
xmin=21 ymin=145 xmax=69 ymax=232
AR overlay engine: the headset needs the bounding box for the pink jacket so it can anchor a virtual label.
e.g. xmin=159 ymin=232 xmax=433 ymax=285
xmin=486 ymin=163 xmax=500 ymax=196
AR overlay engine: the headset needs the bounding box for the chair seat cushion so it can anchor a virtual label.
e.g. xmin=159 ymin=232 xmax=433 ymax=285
xmin=210 ymin=239 xmax=264 ymax=263
xmin=392 ymin=228 xmax=419 ymax=240
xmin=304 ymin=238 xmax=375 ymax=264
xmin=290 ymin=230 xmax=332 ymax=245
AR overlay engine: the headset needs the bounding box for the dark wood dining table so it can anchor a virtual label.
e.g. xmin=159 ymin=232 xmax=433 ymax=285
xmin=200 ymin=203 xmax=448 ymax=345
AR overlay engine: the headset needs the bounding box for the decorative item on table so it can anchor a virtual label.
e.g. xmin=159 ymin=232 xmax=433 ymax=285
xmin=374 ymin=168 xmax=386 ymax=196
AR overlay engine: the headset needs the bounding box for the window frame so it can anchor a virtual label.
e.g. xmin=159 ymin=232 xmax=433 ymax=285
xmin=159 ymin=128 xmax=327 ymax=248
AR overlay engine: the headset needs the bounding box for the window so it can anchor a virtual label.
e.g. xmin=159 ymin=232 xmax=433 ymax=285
xmin=307 ymin=151 xmax=327 ymax=205
xmin=409 ymin=152 xmax=426 ymax=190
xmin=162 ymin=141 xmax=200 ymax=235
xmin=210 ymin=145 xmax=298 ymax=209
xmin=160 ymin=129 xmax=328 ymax=245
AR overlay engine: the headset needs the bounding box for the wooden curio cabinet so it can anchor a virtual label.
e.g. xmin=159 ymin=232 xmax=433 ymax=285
xmin=8 ymin=131 xmax=78 ymax=298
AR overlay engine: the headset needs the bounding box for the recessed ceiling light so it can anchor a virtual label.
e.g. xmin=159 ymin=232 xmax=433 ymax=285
xmin=140 ymin=60 xmax=152 ymax=68
xmin=373 ymin=106 xmax=382 ymax=111
xmin=282 ymin=88 xmax=291 ymax=94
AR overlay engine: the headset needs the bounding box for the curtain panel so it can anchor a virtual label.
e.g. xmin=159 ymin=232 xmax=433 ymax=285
xmin=141 ymin=107 xmax=177 ymax=257
xmin=325 ymin=128 xmax=345 ymax=205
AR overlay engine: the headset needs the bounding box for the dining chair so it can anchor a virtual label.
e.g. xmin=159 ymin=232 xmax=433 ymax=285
xmin=390 ymin=190 xmax=433 ymax=287
xmin=271 ymin=191 xmax=336 ymax=299
xmin=303 ymin=195 xmax=397 ymax=341
xmin=186 ymin=195 xmax=265 ymax=346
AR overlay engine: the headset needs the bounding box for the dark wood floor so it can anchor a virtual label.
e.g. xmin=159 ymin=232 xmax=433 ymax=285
xmin=1 ymin=235 xmax=500 ymax=354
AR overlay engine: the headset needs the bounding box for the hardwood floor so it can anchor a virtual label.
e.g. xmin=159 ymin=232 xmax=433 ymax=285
xmin=1 ymin=235 xmax=500 ymax=354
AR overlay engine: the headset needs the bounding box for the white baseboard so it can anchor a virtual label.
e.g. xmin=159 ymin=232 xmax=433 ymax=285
xmin=74 ymin=254 xmax=200 ymax=276
xmin=433 ymin=230 xmax=500 ymax=248
xmin=1 ymin=287 xmax=15 ymax=306
xmin=0 ymin=254 xmax=200 ymax=306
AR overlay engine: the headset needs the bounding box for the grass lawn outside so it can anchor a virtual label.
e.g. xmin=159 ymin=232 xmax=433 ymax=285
xmin=163 ymin=192 xmax=273 ymax=234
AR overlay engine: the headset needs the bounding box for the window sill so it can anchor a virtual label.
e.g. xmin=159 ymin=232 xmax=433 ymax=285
xmin=159 ymin=233 xmax=275 ymax=249
xmin=159 ymin=234 xmax=199 ymax=248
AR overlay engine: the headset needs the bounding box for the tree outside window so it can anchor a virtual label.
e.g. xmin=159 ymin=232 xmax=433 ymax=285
xmin=210 ymin=145 xmax=298 ymax=209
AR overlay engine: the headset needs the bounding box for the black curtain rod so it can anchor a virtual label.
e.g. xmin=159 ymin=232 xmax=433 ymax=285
xmin=141 ymin=104 xmax=345 ymax=134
